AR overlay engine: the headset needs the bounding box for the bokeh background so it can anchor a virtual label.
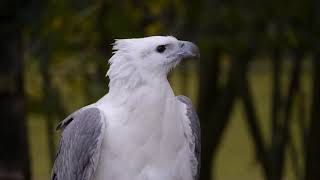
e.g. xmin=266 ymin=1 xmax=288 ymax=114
xmin=1 ymin=0 xmax=319 ymax=180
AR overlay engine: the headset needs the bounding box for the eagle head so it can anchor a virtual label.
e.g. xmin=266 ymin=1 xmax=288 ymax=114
xmin=107 ymin=36 xmax=199 ymax=87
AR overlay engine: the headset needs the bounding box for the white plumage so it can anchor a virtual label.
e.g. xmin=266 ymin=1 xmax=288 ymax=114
xmin=52 ymin=36 xmax=200 ymax=180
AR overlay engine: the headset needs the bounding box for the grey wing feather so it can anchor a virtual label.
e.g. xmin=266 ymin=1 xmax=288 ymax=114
xmin=176 ymin=95 xmax=201 ymax=180
xmin=51 ymin=107 xmax=105 ymax=180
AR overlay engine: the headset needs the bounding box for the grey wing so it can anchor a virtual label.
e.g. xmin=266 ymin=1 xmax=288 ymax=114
xmin=176 ymin=95 xmax=201 ymax=180
xmin=51 ymin=107 xmax=106 ymax=180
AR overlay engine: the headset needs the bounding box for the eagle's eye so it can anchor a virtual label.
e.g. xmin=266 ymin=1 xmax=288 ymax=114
xmin=156 ymin=45 xmax=166 ymax=53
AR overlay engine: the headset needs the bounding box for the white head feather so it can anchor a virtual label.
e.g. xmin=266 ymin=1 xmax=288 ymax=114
xmin=106 ymin=36 xmax=199 ymax=92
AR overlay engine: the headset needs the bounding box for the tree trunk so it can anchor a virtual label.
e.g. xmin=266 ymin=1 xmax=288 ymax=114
xmin=39 ymin=41 xmax=56 ymax=166
xmin=0 ymin=3 xmax=30 ymax=179
xmin=273 ymin=53 xmax=302 ymax=180
xmin=305 ymin=55 xmax=320 ymax=180
xmin=199 ymin=56 xmax=246 ymax=180
xmin=239 ymin=58 xmax=272 ymax=180
xmin=198 ymin=51 xmax=220 ymax=180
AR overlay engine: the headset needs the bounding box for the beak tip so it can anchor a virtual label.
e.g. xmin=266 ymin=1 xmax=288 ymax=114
xmin=191 ymin=44 xmax=200 ymax=60
xmin=179 ymin=40 xmax=200 ymax=60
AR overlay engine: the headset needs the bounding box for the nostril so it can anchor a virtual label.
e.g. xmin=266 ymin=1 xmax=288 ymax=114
xmin=180 ymin=43 xmax=185 ymax=48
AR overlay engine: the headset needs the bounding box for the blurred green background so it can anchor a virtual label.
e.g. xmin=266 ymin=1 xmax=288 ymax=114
xmin=1 ymin=0 xmax=319 ymax=180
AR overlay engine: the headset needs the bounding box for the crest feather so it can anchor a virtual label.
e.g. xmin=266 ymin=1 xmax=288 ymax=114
xmin=112 ymin=39 xmax=133 ymax=53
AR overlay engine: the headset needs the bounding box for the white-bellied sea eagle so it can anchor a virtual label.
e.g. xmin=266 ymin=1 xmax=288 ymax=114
xmin=51 ymin=36 xmax=201 ymax=180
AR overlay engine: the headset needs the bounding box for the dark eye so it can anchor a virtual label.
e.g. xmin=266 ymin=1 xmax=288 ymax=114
xmin=156 ymin=45 xmax=166 ymax=53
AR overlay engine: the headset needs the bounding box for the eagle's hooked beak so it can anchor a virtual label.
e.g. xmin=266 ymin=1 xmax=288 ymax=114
xmin=178 ymin=41 xmax=200 ymax=60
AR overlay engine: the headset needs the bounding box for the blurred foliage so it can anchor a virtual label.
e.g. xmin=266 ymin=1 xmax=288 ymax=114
xmin=17 ymin=0 xmax=320 ymax=180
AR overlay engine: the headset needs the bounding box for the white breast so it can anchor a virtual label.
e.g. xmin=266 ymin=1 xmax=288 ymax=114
xmin=93 ymin=89 xmax=194 ymax=180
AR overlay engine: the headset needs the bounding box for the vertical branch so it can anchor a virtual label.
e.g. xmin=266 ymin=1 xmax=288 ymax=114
xmin=241 ymin=76 xmax=272 ymax=179
xmin=238 ymin=55 xmax=271 ymax=180
xmin=305 ymin=54 xmax=320 ymax=180
xmin=198 ymin=51 xmax=221 ymax=180
xmin=288 ymin=138 xmax=302 ymax=180
xmin=305 ymin=0 xmax=320 ymax=178
xmin=0 ymin=5 xmax=30 ymax=179
xmin=297 ymin=91 xmax=307 ymax=155
xmin=289 ymin=90 xmax=307 ymax=180
xmin=269 ymin=49 xmax=284 ymax=180
xmin=271 ymin=50 xmax=282 ymax=145
xmin=39 ymin=42 xmax=55 ymax=166
xmin=199 ymin=56 xmax=243 ymax=180
xmin=198 ymin=51 xmax=220 ymax=119
xmin=275 ymin=51 xmax=303 ymax=179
